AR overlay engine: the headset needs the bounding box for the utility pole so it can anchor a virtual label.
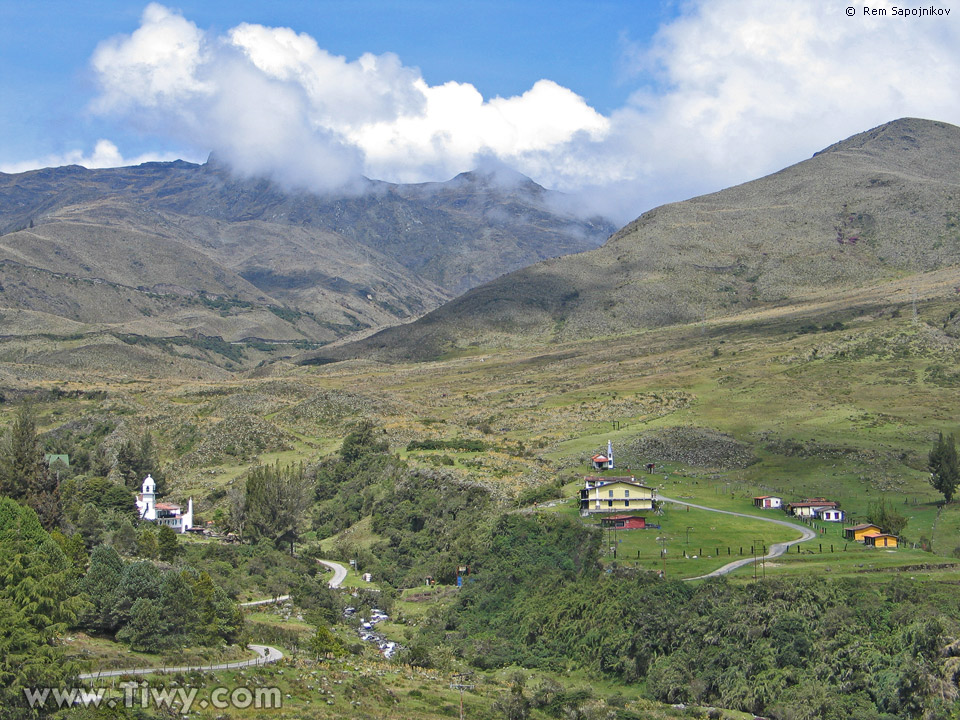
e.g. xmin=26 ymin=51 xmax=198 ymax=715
xmin=659 ymin=535 xmax=668 ymax=578
xmin=754 ymin=537 xmax=765 ymax=580
xmin=450 ymin=672 xmax=474 ymax=720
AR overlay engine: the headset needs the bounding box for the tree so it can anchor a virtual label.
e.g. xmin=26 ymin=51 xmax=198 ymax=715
xmin=115 ymin=430 xmax=165 ymax=494
xmin=159 ymin=570 xmax=199 ymax=643
xmin=109 ymin=561 xmax=162 ymax=629
xmin=51 ymin=529 xmax=89 ymax=577
xmin=0 ymin=498 xmax=82 ymax=716
xmin=112 ymin=518 xmax=138 ymax=555
xmin=78 ymin=503 xmax=105 ymax=549
xmin=493 ymin=675 xmax=531 ymax=720
xmin=157 ymin=525 xmax=180 ymax=562
xmin=103 ymin=484 xmax=137 ymax=516
xmin=0 ymin=402 xmax=42 ymax=500
xmin=81 ymin=545 xmax=124 ymax=632
xmin=0 ymin=401 xmax=61 ymax=529
xmin=227 ymin=483 xmax=248 ymax=543
xmin=116 ymin=597 xmax=168 ymax=652
xmin=0 ymin=599 xmax=74 ymax=718
xmin=307 ymin=624 xmax=346 ymax=660
xmin=339 ymin=420 xmax=388 ymax=464
xmin=867 ymin=498 xmax=908 ymax=537
xmin=245 ymin=462 xmax=312 ymax=553
xmin=928 ymin=432 xmax=960 ymax=503
xmin=137 ymin=527 xmax=159 ymax=559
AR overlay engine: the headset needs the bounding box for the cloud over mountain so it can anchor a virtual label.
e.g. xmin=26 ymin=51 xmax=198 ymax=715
xmin=79 ymin=1 xmax=960 ymax=222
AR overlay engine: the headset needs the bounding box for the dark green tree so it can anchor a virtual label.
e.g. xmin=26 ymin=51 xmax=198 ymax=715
xmin=103 ymin=484 xmax=136 ymax=516
xmin=136 ymin=527 xmax=159 ymax=559
xmin=245 ymin=462 xmax=312 ymax=553
xmin=159 ymin=570 xmax=199 ymax=642
xmin=339 ymin=420 xmax=388 ymax=464
xmin=867 ymin=498 xmax=908 ymax=537
xmin=77 ymin=502 xmax=105 ymax=549
xmin=928 ymin=432 xmax=959 ymax=503
xmin=112 ymin=518 xmax=138 ymax=555
xmin=0 ymin=498 xmax=82 ymax=716
xmin=81 ymin=545 xmax=124 ymax=632
xmin=115 ymin=431 xmax=164 ymax=494
xmin=0 ymin=402 xmax=61 ymax=529
xmin=109 ymin=561 xmax=162 ymax=629
xmin=116 ymin=598 xmax=168 ymax=652
xmin=157 ymin=525 xmax=180 ymax=562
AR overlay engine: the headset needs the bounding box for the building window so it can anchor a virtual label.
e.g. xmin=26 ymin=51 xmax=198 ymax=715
xmin=625 ymin=500 xmax=630 ymax=507
xmin=624 ymin=490 xmax=630 ymax=498
xmin=607 ymin=500 xmax=613 ymax=507
xmin=608 ymin=490 xmax=614 ymax=498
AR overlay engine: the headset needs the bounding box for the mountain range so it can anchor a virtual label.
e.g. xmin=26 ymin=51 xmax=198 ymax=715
xmin=0 ymin=157 xmax=613 ymax=365
xmin=313 ymin=118 xmax=960 ymax=362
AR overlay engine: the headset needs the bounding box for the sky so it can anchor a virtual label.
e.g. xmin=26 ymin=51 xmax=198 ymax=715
xmin=1 ymin=0 xmax=959 ymax=224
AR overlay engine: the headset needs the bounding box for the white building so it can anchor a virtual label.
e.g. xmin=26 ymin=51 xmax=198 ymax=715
xmin=814 ymin=508 xmax=845 ymax=522
xmin=136 ymin=475 xmax=194 ymax=533
xmin=591 ymin=440 xmax=615 ymax=470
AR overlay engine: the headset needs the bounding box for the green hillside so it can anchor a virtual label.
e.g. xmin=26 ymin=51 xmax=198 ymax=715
xmin=321 ymin=118 xmax=960 ymax=362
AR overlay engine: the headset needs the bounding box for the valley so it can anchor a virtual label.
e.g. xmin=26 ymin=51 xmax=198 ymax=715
xmin=4 ymin=119 xmax=960 ymax=720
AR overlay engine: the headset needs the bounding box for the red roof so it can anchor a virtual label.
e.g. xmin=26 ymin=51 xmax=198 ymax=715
xmin=591 ymin=455 xmax=610 ymax=462
xmin=788 ymin=501 xmax=838 ymax=508
xmin=155 ymin=502 xmax=181 ymax=511
xmin=606 ymin=514 xmax=647 ymax=520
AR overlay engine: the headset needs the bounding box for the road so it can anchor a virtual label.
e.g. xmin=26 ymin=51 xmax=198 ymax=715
xmin=78 ymin=644 xmax=283 ymax=680
xmin=317 ymin=559 xmax=348 ymax=588
xmin=658 ymin=494 xmax=817 ymax=580
xmin=239 ymin=594 xmax=291 ymax=607
xmin=80 ymin=560 xmax=350 ymax=681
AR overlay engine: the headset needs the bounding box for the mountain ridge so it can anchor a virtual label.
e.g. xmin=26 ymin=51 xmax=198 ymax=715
xmin=308 ymin=117 xmax=960 ymax=362
xmin=0 ymin=158 xmax=613 ymax=370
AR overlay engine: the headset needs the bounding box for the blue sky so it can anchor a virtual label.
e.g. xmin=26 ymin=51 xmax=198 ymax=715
xmin=2 ymin=1 xmax=959 ymax=222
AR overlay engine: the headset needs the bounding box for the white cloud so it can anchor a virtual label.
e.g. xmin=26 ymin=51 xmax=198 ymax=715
xmin=78 ymin=1 xmax=960 ymax=221
xmin=586 ymin=0 xmax=960 ymax=218
xmin=0 ymin=140 xmax=182 ymax=174
xmin=92 ymin=3 xmax=212 ymax=112
xmin=85 ymin=4 xmax=610 ymax=193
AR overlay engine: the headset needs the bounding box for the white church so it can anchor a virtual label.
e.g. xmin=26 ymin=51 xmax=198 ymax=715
xmin=136 ymin=475 xmax=194 ymax=533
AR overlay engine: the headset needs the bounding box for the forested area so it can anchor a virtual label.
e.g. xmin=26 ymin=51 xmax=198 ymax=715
xmin=6 ymin=403 xmax=960 ymax=720
xmin=311 ymin=433 xmax=960 ymax=719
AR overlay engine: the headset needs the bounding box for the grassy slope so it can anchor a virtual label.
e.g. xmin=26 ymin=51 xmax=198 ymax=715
xmin=11 ymin=285 xmax=960 ymax=718
xmin=6 ymin=287 xmax=960 ymax=576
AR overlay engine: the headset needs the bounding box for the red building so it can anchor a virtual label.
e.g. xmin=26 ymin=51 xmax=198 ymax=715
xmin=600 ymin=514 xmax=646 ymax=529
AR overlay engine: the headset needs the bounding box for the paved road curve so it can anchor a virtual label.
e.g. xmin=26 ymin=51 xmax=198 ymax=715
xmin=317 ymin=559 xmax=348 ymax=588
xmin=658 ymin=495 xmax=817 ymax=580
xmin=81 ymin=559 xmax=351 ymax=680
xmin=78 ymin=644 xmax=283 ymax=680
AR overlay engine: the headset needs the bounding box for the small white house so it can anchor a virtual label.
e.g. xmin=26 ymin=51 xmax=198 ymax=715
xmin=136 ymin=475 xmax=194 ymax=533
xmin=814 ymin=508 xmax=845 ymax=522
xmin=753 ymin=496 xmax=783 ymax=509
